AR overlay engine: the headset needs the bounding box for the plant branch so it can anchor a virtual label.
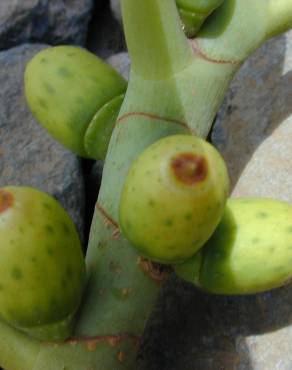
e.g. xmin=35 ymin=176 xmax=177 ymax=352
xmin=120 ymin=0 xmax=192 ymax=79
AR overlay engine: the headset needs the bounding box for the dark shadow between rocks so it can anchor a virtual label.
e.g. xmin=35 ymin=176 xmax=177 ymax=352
xmin=86 ymin=0 xmax=126 ymax=58
xmin=137 ymin=275 xmax=252 ymax=370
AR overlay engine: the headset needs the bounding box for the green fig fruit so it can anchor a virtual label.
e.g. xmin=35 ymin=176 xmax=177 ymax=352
xmin=119 ymin=134 xmax=229 ymax=264
xmin=25 ymin=46 xmax=127 ymax=159
xmin=175 ymin=198 xmax=292 ymax=294
xmin=0 ymin=186 xmax=86 ymax=340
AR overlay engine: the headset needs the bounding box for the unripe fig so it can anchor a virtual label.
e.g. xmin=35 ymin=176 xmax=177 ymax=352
xmin=175 ymin=198 xmax=292 ymax=294
xmin=25 ymin=46 xmax=127 ymax=159
xmin=176 ymin=0 xmax=224 ymax=37
xmin=119 ymin=135 xmax=229 ymax=264
xmin=0 ymin=186 xmax=86 ymax=340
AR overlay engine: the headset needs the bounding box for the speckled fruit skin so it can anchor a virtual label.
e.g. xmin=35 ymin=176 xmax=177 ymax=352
xmin=119 ymin=135 xmax=229 ymax=263
xmin=25 ymin=46 xmax=126 ymax=158
xmin=0 ymin=186 xmax=86 ymax=328
xmin=175 ymin=198 xmax=292 ymax=294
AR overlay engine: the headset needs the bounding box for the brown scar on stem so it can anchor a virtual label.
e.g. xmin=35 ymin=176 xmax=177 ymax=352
xmin=95 ymin=202 xmax=120 ymax=238
xmin=117 ymin=112 xmax=195 ymax=134
xmin=189 ymin=39 xmax=241 ymax=66
xmin=64 ymin=333 xmax=140 ymax=352
xmin=137 ymin=257 xmax=172 ymax=284
xmin=118 ymin=351 xmax=126 ymax=362
xmin=0 ymin=189 xmax=14 ymax=213
xmin=171 ymin=152 xmax=208 ymax=185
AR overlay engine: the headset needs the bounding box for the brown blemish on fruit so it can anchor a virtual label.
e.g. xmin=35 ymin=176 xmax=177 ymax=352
xmin=137 ymin=257 xmax=172 ymax=284
xmin=0 ymin=189 xmax=14 ymax=213
xmin=171 ymin=153 xmax=208 ymax=185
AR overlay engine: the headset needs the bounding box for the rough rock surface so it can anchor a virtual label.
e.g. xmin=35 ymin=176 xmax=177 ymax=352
xmin=209 ymin=30 xmax=292 ymax=370
xmin=0 ymin=0 xmax=94 ymax=51
xmin=107 ymin=52 xmax=130 ymax=80
xmin=0 ymin=44 xmax=85 ymax=241
xmin=110 ymin=0 xmax=122 ymax=24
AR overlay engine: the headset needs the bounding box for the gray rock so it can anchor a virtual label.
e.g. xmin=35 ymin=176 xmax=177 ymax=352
xmin=110 ymin=0 xmax=122 ymax=24
xmin=0 ymin=44 xmax=85 ymax=242
xmin=107 ymin=52 xmax=130 ymax=80
xmin=211 ymin=30 xmax=292 ymax=369
xmin=0 ymin=0 xmax=94 ymax=51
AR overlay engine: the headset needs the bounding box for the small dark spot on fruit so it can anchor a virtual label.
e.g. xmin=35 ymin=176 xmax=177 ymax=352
xmin=75 ymin=97 xmax=84 ymax=105
xmin=131 ymin=187 xmax=136 ymax=192
xmin=38 ymin=98 xmax=48 ymax=109
xmin=269 ymin=247 xmax=275 ymax=253
xmin=252 ymin=237 xmax=260 ymax=244
xmin=47 ymin=247 xmax=53 ymax=256
xmin=43 ymin=202 xmax=51 ymax=210
xmin=164 ymin=219 xmax=174 ymax=227
xmin=184 ymin=213 xmax=192 ymax=221
xmin=0 ymin=284 xmax=3 ymax=291
xmin=288 ymin=245 xmax=292 ymax=251
xmin=66 ymin=266 xmax=73 ymax=278
xmin=40 ymin=58 xmax=47 ymax=64
xmin=45 ymin=224 xmax=54 ymax=234
xmin=167 ymin=245 xmax=176 ymax=250
xmin=58 ymin=66 xmax=72 ymax=78
xmin=148 ymin=199 xmax=155 ymax=207
xmin=30 ymin=256 xmax=37 ymax=263
xmin=256 ymin=212 xmax=268 ymax=219
xmin=43 ymin=82 xmax=55 ymax=94
xmin=62 ymin=278 xmax=68 ymax=288
xmin=11 ymin=268 xmax=23 ymax=280
xmin=286 ymin=226 xmax=292 ymax=233
xmin=62 ymin=222 xmax=71 ymax=234
xmin=18 ymin=226 xmax=24 ymax=233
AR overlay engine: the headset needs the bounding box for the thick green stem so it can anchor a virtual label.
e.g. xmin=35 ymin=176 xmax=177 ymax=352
xmin=121 ymin=0 xmax=192 ymax=79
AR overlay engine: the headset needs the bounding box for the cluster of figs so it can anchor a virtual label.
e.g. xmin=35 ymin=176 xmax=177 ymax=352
xmin=0 ymin=40 xmax=291 ymax=340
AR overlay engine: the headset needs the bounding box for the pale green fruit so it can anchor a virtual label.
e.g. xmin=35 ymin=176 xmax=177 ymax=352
xmin=0 ymin=186 xmax=86 ymax=332
xmin=119 ymin=135 xmax=229 ymax=264
xmin=25 ymin=46 xmax=127 ymax=159
xmin=175 ymin=198 xmax=292 ymax=294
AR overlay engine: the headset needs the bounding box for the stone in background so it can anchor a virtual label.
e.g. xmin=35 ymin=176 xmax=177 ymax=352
xmin=0 ymin=44 xmax=85 ymax=241
xmin=0 ymin=0 xmax=94 ymax=51
xmin=210 ymin=30 xmax=292 ymax=370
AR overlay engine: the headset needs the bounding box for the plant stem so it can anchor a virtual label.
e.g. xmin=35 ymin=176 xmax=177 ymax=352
xmin=121 ymin=0 xmax=192 ymax=79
